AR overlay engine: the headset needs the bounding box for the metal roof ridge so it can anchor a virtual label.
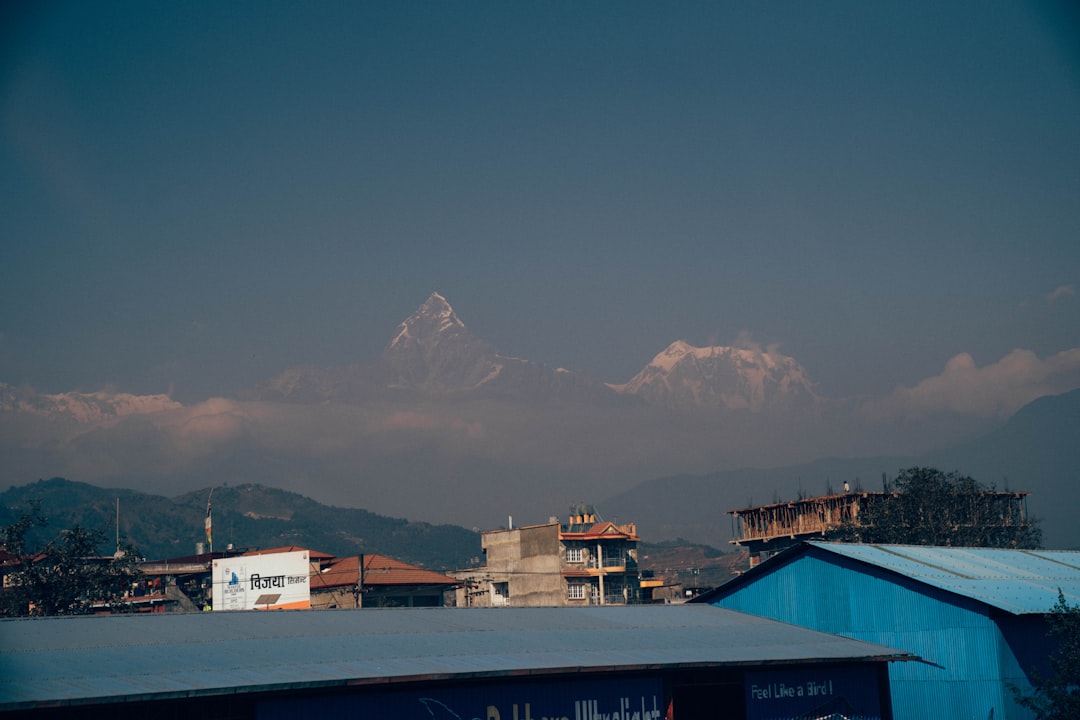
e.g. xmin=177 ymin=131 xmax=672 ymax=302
xmin=871 ymin=544 xmax=978 ymax=580
xmin=1018 ymin=548 xmax=1080 ymax=571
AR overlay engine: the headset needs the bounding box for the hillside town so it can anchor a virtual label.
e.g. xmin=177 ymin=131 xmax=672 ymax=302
xmin=2 ymin=472 xmax=1078 ymax=720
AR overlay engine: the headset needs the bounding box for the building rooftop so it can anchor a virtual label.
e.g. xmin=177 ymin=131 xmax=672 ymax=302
xmin=562 ymin=520 xmax=639 ymax=540
xmin=0 ymin=605 xmax=912 ymax=711
xmin=696 ymin=542 xmax=1080 ymax=614
xmin=245 ymin=545 xmax=335 ymax=561
xmin=310 ymin=553 xmax=460 ymax=591
xmin=804 ymin=542 xmax=1080 ymax=614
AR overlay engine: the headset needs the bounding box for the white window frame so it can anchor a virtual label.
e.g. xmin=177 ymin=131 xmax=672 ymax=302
xmin=566 ymin=547 xmax=585 ymax=563
xmin=567 ymin=583 xmax=586 ymax=600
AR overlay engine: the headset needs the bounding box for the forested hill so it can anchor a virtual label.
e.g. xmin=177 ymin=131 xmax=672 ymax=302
xmin=0 ymin=478 xmax=482 ymax=572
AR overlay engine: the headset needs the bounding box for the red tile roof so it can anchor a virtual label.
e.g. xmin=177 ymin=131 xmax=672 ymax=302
xmin=561 ymin=521 xmax=638 ymax=541
xmin=310 ymin=555 xmax=357 ymax=591
xmin=310 ymin=554 xmax=459 ymax=591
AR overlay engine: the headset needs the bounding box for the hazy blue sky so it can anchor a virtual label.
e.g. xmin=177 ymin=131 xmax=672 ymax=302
xmin=3 ymin=1 xmax=1079 ymax=403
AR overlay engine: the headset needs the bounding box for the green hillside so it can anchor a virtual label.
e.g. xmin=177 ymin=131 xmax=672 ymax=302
xmin=0 ymin=478 xmax=482 ymax=571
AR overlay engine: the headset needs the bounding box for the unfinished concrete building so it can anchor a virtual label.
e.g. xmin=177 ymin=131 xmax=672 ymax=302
xmin=454 ymin=505 xmax=640 ymax=606
xmin=729 ymin=490 xmax=1032 ymax=567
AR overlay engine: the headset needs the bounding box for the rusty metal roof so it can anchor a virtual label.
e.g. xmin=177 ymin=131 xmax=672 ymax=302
xmin=0 ymin=605 xmax=911 ymax=711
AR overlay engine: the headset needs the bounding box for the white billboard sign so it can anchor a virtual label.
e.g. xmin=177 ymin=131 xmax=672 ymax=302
xmin=212 ymin=550 xmax=311 ymax=611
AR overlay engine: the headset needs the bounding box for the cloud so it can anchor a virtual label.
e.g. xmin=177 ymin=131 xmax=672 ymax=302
xmin=860 ymin=348 xmax=1080 ymax=420
xmin=161 ymin=398 xmax=251 ymax=446
xmin=1046 ymin=284 xmax=1076 ymax=304
xmin=372 ymin=410 xmax=486 ymax=439
xmin=732 ymin=330 xmax=785 ymax=355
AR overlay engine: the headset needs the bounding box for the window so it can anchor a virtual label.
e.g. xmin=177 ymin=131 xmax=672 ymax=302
xmin=567 ymin=584 xmax=586 ymax=600
xmin=491 ymin=582 xmax=509 ymax=606
xmin=566 ymin=547 xmax=584 ymax=563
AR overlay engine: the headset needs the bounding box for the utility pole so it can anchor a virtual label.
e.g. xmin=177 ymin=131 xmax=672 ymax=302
xmin=115 ymin=498 xmax=121 ymax=556
xmin=205 ymin=487 xmax=215 ymax=554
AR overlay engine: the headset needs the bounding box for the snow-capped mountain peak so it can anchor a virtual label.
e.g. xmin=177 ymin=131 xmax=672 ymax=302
xmin=387 ymin=292 xmax=466 ymax=351
xmin=374 ymin=293 xmax=618 ymax=402
xmin=649 ymin=340 xmax=697 ymax=371
xmin=243 ymin=293 xmax=619 ymax=404
xmin=613 ymin=341 xmax=819 ymax=411
xmin=379 ymin=293 xmax=495 ymax=392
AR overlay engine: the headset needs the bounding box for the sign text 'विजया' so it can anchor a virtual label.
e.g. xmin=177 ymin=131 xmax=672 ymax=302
xmin=212 ymin=550 xmax=310 ymax=611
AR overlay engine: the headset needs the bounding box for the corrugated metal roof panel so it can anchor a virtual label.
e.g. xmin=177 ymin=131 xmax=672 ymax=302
xmin=0 ymin=605 xmax=910 ymax=710
xmin=807 ymin=542 xmax=1080 ymax=614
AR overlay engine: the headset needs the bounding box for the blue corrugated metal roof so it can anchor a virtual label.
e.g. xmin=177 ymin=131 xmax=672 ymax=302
xmin=0 ymin=605 xmax=911 ymax=711
xmin=806 ymin=542 xmax=1080 ymax=614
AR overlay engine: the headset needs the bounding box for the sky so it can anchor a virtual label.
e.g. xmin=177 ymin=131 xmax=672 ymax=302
xmin=3 ymin=1 xmax=1079 ymax=405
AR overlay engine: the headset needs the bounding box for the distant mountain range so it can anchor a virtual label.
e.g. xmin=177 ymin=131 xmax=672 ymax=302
xmin=4 ymin=293 xmax=817 ymax=416
xmin=0 ymin=383 xmax=180 ymax=422
xmin=242 ymin=292 xmax=813 ymax=410
xmin=1 ymin=293 xmax=1077 ymax=547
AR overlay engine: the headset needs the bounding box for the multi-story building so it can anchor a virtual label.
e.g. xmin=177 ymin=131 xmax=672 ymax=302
xmin=729 ymin=489 xmax=1032 ymax=567
xmin=454 ymin=505 xmax=640 ymax=607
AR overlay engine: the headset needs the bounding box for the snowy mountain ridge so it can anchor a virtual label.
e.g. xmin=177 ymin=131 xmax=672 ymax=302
xmin=386 ymin=291 xmax=466 ymax=352
xmin=611 ymin=340 xmax=820 ymax=411
xmin=374 ymin=293 xmax=618 ymax=402
xmin=0 ymin=383 xmax=181 ymax=423
xmin=3 ymin=293 xmax=820 ymax=415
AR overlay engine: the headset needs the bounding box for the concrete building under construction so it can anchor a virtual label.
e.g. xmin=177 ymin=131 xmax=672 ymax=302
xmin=729 ymin=489 xmax=1032 ymax=566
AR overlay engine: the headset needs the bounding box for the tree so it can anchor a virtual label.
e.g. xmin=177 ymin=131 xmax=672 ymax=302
xmin=1 ymin=500 xmax=143 ymax=617
xmin=830 ymin=466 xmax=1041 ymax=548
xmin=1013 ymin=591 xmax=1080 ymax=720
